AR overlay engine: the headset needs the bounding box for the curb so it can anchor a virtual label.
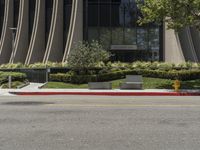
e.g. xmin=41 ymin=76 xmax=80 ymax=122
xmin=9 ymin=91 xmax=200 ymax=96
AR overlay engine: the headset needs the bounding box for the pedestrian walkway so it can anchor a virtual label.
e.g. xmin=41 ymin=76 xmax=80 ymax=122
xmin=1 ymin=82 xmax=200 ymax=96
xmin=0 ymin=89 xmax=14 ymax=96
xmin=8 ymin=88 xmax=200 ymax=96
xmin=21 ymin=83 xmax=44 ymax=90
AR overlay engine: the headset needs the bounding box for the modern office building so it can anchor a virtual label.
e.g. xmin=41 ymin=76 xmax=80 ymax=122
xmin=0 ymin=0 xmax=199 ymax=65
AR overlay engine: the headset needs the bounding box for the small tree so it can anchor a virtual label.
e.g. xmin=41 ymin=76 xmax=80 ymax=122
xmin=137 ymin=0 xmax=200 ymax=31
xmin=68 ymin=41 xmax=110 ymax=71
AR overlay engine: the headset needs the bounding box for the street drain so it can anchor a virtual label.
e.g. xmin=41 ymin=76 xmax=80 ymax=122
xmin=1 ymin=101 xmax=54 ymax=106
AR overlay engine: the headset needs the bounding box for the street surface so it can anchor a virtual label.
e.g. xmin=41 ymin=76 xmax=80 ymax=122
xmin=0 ymin=95 xmax=200 ymax=150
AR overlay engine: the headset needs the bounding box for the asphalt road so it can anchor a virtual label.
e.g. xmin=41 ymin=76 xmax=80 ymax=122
xmin=0 ymin=95 xmax=200 ymax=150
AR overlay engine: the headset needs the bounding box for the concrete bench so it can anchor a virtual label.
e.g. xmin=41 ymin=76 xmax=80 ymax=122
xmin=88 ymin=82 xmax=112 ymax=90
xmin=120 ymin=75 xmax=143 ymax=89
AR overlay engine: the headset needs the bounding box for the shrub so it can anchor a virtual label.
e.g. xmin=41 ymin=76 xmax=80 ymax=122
xmin=0 ymin=63 xmax=24 ymax=69
xmin=67 ymin=41 xmax=110 ymax=70
xmin=28 ymin=62 xmax=63 ymax=68
xmin=0 ymin=72 xmax=27 ymax=84
xmin=49 ymin=69 xmax=200 ymax=84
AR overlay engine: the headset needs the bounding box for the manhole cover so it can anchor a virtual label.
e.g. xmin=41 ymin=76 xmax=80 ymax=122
xmin=1 ymin=101 xmax=54 ymax=106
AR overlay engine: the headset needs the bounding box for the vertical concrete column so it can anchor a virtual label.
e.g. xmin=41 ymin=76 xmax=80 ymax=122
xmin=188 ymin=27 xmax=200 ymax=62
xmin=43 ymin=0 xmax=63 ymax=63
xmin=25 ymin=0 xmax=45 ymax=65
xmin=9 ymin=0 xmax=29 ymax=63
xmin=178 ymin=27 xmax=198 ymax=62
xmin=163 ymin=23 xmax=185 ymax=63
xmin=0 ymin=0 xmax=13 ymax=64
xmin=62 ymin=0 xmax=83 ymax=63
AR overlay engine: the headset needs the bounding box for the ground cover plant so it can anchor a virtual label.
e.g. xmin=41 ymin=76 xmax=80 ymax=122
xmin=0 ymin=72 xmax=27 ymax=89
xmin=49 ymin=68 xmax=200 ymax=84
xmin=0 ymin=61 xmax=200 ymax=89
xmin=43 ymin=78 xmax=200 ymax=90
xmin=0 ymin=61 xmax=199 ymax=70
xmin=1 ymin=81 xmax=28 ymax=89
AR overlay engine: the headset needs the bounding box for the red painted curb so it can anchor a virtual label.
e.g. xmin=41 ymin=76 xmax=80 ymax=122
xmin=9 ymin=91 xmax=200 ymax=96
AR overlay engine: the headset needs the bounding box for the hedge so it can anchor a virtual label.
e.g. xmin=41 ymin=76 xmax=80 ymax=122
xmin=0 ymin=61 xmax=200 ymax=71
xmin=50 ymin=69 xmax=200 ymax=84
xmin=0 ymin=72 xmax=27 ymax=84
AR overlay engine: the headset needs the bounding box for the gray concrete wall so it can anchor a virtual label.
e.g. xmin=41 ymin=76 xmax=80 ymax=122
xmin=43 ymin=0 xmax=63 ymax=63
xmin=189 ymin=27 xmax=200 ymax=62
xmin=25 ymin=0 xmax=45 ymax=65
xmin=10 ymin=0 xmax=29 ymax=63
xmin=0 ymin=0 xmax=13 ymax=64
xmin=178 ymin=27 xmax=198 ymax=62
xmin=163 ymin=23 xmax=185 ymax=63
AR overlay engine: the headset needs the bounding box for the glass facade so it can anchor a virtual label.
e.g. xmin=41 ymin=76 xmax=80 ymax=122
xmin=84 ymin=0 xmax=163 ymax=62
xmin=0 ymin=0 xmax=4 ymax=37
xmin=14 ymin=0 xmax=20 ymax=28
xmin=29 ymin=0 xmax=36 ymax=42
xmin=63 ymin=0 xmax=72 ymax=50
xmin=45 ymin=0 xmax=53 ymax=47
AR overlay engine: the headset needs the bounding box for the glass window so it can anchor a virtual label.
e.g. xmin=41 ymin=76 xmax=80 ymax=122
xmin=123 ymin=0 xmax=137 ymax=27
xmin=88 ymin=0 xmax=99 ymax=3
xmin=29 ymin=0 xmax=36 ymax=42
xmin=14 ymin=0 xmax=20 ymax=28
xmin=148 ymin=28 xmax=160 ymax=61
xmin=88 ymin=3 xmax=98 ymax=26
xmin=111 ymin=2 xmax=121 ymax=27
xmin=112 ymin=28 xmax=124 ymax=45
xmin=45 ymin=0 xmax=53 ymax=46
xmin=100 ymin=3 xmax=110 ymax=27
xmin=88 ymin=27 xmax=99 ymax=42
xmin=137 ymin=28 xmax=148 ymax=50
xmin=84 ymin=0 xmax=163 ymax=62
xmin=64 ymin=0 xmax=72 ymax=48
xmin=0 ymin=0 xmax=5 ymax=37
xmin=124 ymin=28 xmax=136 ymax=45
xmin=99 ymin=27 xmax=111 ymax=49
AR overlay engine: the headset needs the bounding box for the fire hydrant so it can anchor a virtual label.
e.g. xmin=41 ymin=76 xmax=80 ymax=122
xmin=173 ymin=80 xmax=181 ymax=92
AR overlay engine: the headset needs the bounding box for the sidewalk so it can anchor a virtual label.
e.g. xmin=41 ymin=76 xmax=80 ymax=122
xmin=7 ymin=88 xmax=200 ymax=96
xmin=1 ymin=82 xmax=199 ymax=96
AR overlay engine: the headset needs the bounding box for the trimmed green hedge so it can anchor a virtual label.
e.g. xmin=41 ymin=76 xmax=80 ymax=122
xmin=0 ymin=61 xmax=200 ymax=70
xmin=50 ymin=69 xmax=200 ymax=84
xmin=0 ymin=72 xmax=27 ymax=84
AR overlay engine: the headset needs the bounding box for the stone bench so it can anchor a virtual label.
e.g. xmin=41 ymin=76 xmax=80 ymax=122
xmin=120 ymin=75 xmax=143 ymax=90
xmin=88 ymin=82 xmax=112 ymax=90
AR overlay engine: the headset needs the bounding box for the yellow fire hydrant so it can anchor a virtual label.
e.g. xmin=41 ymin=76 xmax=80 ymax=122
xmin=173 ymin=80 xmax=181 ymax=92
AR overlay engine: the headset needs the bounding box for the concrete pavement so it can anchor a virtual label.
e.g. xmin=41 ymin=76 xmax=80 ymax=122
xmin=1 ymin=82 xmax=200 ymax=96
xmin=8 ymin=88 xmax=200 ymax=96
xmin=0 ymin=96 xmax=200 ymax=150
xmin=21 ymin=83 xmax=44 ymax=90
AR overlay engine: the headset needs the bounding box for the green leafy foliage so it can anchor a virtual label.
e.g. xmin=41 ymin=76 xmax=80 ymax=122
xmin=137 ymin=0 xmax=200 ymax=31
xmin=0 ymin=62 xmax=66 ymax=69
xmin=0 ymin=72 xmax=27 ymax=84
xmin=67 ymin=41 xmax=110 ymax=70
xmin=50 ymin=69 xmax=200 ymax=84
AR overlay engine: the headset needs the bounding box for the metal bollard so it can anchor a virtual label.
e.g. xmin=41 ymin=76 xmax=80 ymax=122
xmin=8 ymin=76 xmax=12 ymax=89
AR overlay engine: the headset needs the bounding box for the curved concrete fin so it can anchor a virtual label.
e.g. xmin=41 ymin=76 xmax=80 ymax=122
xmin=0 ymin=0 xmax=13 ymax=64
xmin=164 ymin=23 xmax=185 ymax=63
xmin=43 ymin=0 xmax=63 ymax=63
xmin=9 ymin=0 xmax=29 ymax=63
xmin=62 ymin=0 xmax=76 ymax=63
xmin=25 ymin=0 xmax=45 ymax=65
xmin=178 ymin=27 xmax=198 ymax=62
xmin=62 ymin=0 xmax=83 ymax=63
xmin=189 ymin=27 xmax=200 ymax=62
